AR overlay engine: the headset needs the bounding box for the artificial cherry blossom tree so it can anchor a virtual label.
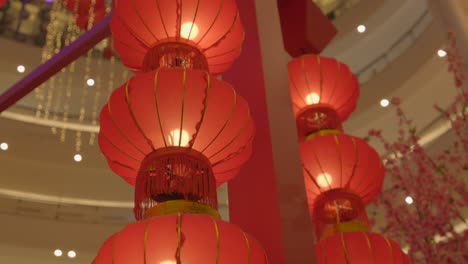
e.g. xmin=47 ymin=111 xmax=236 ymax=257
xmin=367 ymin=32 xmax=468 ymax=264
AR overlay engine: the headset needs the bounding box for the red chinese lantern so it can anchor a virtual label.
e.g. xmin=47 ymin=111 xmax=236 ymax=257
xmin=93 ymin=212 xmax=268 ymax=264
xmin=98 ymin=68 xmax=254 ymax=219
xmin=111 ymin=0 xmax=244 ymax=74
xmin=65 ymin=0 xmax=106 ymax=15
xmin=300 ymin=133 xmax=384 ymax=237
xmin=75 ymin=8 xmax=106 ymax=30
xmin=315 ymin=231 xmax=411 ymax=263
xmin=102 ymin=46 xmax=114 ymax=59
xmin=0 ymin=0 xmax=6 ymax=9
xmin=288 ymin=55 xmax=359 ymax=141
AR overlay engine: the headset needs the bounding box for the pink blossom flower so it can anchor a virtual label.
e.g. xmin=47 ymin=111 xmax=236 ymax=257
xmin=368 ymin=32 xmax=468 ymax=263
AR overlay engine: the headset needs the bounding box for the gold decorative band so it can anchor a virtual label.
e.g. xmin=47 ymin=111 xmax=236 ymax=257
xmin=320 ymin=221 xmax=369 ymax=240
xmin=306 ymin=129 xmax=342 ymax=140
xmin=144 ymin=200 xmax=221 ymax=219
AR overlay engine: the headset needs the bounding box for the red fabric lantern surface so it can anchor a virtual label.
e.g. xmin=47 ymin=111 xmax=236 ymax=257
xmin=92 ymin=214 xmax=268 ymax=264
xmin=288 ymin=55 xmax=359 ymax=140
xmin=98 ymin=68 xmax=254 ymax=186
xmin=65 ymin=0 xmax=106 ymax=15
xmin=300 ymin=133 xmax=384 ymax=235
xmin=0 ymin=0 xmax=6 ymax=9
xmin=315 ymin=232 xmax=411 ymax=263
xmin=75 ymin=8 xmax=106 ymax=30
xmin=111 ymin=0 xmax=244 ymax=74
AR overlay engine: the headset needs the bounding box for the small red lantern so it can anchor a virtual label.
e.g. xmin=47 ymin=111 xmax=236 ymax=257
xmin=111 ymin=0 xmax=244 ymax=74
xmin=99 ymin=68 xmax=254 ymax=219
xmin=92 ymin=212 xmax=268 ymax=264
xmin=102 ymin=46 xmax=114 ymax=59
xmin=75 ymin=8 xmax=106 ymax=30
xmin=65 ymin=0 xmax=106 ymax=15
xmin=300 ymin=133 xmax=384 ymax=237
xmin=316 ymin=231 xmax=411 ymax=263
xmin=288 ymin=55 xmax=359 ymax=140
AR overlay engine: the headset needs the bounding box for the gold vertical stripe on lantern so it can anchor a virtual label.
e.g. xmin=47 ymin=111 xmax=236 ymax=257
xmin=339 ymin=232 xmax=351 ymax=263
xmin=178 ymin=69 xmax=188 ymax=147
xmin=107 ymin=100 xmax=147 ymax=155
xmin=188 ymin=71 xmax=212 ymax=148
xmin=385 ymin=237 xmax=395 ymax=264
xmin=242 ymin=231 xmax=251 ymax=264
xmin=143 ymin=219 xmax=151 ymax=264
xmin=363 ymin=232 xmax=375 ymax=264
xmin=200 ymin=88 xmax=237 ymax=153
xmin=212 ymin=216 xmax=221 ymax=264
xmin=176 ymin=213 xmax=183 ymax=263
xmin=125 ymin=81 xmax=156 ymax=150
xmin=153 ymin=69 xmax=168 ymax=147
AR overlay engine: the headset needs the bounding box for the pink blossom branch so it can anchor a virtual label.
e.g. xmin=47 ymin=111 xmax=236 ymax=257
xmin=366 ymin=32 xmax=468 ymax=263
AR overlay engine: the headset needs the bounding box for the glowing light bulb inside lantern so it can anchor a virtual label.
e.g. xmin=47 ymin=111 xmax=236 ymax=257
xmin=160 ymin=261 xmax=176 ymax=264
xmin=317 ymin=173 xmax=332 ymax=188
xmin=168 ymin=129 xmax=190 ymax=147
xmin=306 ymin=92 xmax=320 ymax=105
xmin=181 ymin=22 xmax=199 ymax=40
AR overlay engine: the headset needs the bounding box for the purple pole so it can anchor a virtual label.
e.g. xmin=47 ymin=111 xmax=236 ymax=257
xmin=0 ymin=13 xmax=113 ymax=113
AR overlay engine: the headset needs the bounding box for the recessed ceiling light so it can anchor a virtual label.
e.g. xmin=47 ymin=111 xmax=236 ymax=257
xmin=17 ymin=65 xmax=25 ymax=73
xmin=54 ymin=249 xmax=63 ymax=257
xmin=357 ymin=24 xmax=366 ymax=33
xmin=74 ymin=154 xmax=82 ymax=162
xmin=405 ymin=196 xmax=414 ymax=204
xmin=437 ymin=49 xmax=447 ymax=58
xmin=0 ymin=143 xmax=8 ymax=151
xmin=67 ymin=250 xmax=77 ymax=258
xmin=86 ymin=78 xmax=95 ymax=87
xmin=380 ymin=99 xmax=390 ymax=107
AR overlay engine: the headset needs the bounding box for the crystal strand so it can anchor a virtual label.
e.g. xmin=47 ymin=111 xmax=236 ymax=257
xmin=89 ymin=44 xmax=104 ymax=146
xmin=75 ymin=0 xmax=97 ymax=153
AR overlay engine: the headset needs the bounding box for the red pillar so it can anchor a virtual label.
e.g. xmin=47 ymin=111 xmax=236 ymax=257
xmin=223 ymin=1 xmax=316 ymax=263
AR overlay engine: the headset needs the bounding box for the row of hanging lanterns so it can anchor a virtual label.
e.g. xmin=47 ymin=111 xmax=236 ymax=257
xmin=287 ymin=54 xmax=411 ymax=262
xmin=93 ymin=0 xmax=267 ymax=263
xmin=60 ymin=0 xmax=414 ymax=262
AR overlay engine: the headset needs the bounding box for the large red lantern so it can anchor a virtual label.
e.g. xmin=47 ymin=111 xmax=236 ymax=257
xmin=300 ymin=133 xmax=384 ymax=237
xmin=288 ymin=55 xmax=359 ymax=140
xmin=111 ymin=0 xmax=244 ymax=74
xmin=98 ymin=68 xmax=254 ymax=219
xmin=92 ymin=212 xmax=268 ymax=264
xmin=315 ymin=231 xmax=411 ymax=263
